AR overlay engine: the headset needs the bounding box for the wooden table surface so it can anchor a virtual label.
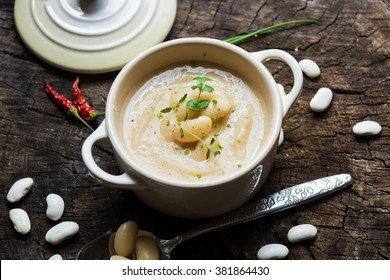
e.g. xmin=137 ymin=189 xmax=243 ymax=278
xmin=1 ymin=0 xmax=389 ymax=260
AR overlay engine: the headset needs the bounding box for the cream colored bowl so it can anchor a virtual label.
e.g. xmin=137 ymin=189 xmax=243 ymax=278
xmin=82 ymin=38 xmax=303 ymax=218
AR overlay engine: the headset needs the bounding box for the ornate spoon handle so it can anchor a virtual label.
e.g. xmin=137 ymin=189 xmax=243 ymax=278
xmin=178 ymin=174 xmax=353 ymax=243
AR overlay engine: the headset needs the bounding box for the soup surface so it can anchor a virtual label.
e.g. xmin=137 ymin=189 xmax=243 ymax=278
xmin=124 ymin=65 xmax=265 ymax=182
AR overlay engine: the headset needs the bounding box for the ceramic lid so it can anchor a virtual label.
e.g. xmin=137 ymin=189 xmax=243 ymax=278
xmin=14 ymin=0 xmax=177 ymax=73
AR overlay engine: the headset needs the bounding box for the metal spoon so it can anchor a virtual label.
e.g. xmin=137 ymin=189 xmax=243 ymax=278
xmin=77 ymin=173 xmax=353 ymax=260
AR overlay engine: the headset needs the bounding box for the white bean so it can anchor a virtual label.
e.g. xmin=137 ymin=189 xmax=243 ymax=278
xmin=135 ymin=235 xmax=160 ymax=260
xmin=110 ymin=255 xmax=130 ymax=260
xmin=45 ymin=221 xmax=79 ymax=245
xmin=310 ymin=87 xmax=333 ymax=112
xmin=175 ymin=101 xmax=199 ymax=121
xmin=353 ymin=120 xmax=382 ymax=136
xmin=173 ymin=116 xmax=212 ymax=143
xmin=299 ymin=59 xmax=320 ymax=78
xmin=7 ymin=177 xmax=33 ymax=203
xmin=276 ymin=85 xmax=285 ymax=147
xmin=192 ymin=136 xmax=221 ymax=161
xmin=46 ymin=193 xmax=65 ymax=221
xmin=9 ymin=208 xmax=31 ymax=235
xmin=256 ymin=243 xmax=289 ymax=260
xmin=170 ymin=86 xmax=191 ymax=104
xmin=172 ymin=90 xmax=199 ymax=121
xmin=160 ymin=115 xmax=175 ymax=141
xmin=287 ymin=224 xmax=318 ymax=243
xmin=278 ymin=128 xmax=284 ymax=147
xmin=114 ymin=221 xmax=138 ymax=257
xmin=233 ymin=115 xmax=252 ymax=159
xmin=48 ymin=254 xmax=63 ymax=260
xmin=200 ymin=95 xmax=232 ymax=121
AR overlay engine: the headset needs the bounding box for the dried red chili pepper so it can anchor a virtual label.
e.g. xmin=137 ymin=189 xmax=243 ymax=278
xmin=42 ymin=80 xmax=94 ymax=131
xmin=72 ymin=77 xmax=104 ymax=121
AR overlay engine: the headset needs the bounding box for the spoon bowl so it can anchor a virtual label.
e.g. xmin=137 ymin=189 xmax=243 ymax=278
xmin=76 ymin=174 xmax=353 ymax=260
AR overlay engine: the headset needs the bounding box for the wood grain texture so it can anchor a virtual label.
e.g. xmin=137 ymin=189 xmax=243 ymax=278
xmin=0 ymin=0 xmax=389 ymax=260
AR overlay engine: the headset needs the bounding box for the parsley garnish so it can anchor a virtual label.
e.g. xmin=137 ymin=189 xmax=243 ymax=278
xmin=159 ymin=93 xmax=187 ymax=114
xmin=160 ymin=107 xmax=172 ymax=113
xmin=186 ymin=77 xmax=214 ymax=111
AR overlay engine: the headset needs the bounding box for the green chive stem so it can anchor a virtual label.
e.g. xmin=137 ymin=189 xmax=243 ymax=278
xmin=224 ymin=19 xmax=318 ymax=45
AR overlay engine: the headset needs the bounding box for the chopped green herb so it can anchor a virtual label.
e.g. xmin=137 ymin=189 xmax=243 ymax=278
xmin=198 ymin=99 xmax=210 ymax=109
xmin=211 ymin=115 xmax=218 ymax=122
xmin=187 ymin=76 xmax=214 ymax=112
xmin=217 ymin=144 xmax=224 ymax=150
xmin=210 ymin=138 xmax=215 ymax=145
xmin=196 ymin=174 xmax=202 ymax=179
xmin=212 ymin=99 xmax=218 ymax=105
xmin=160 ymin=107 xmax=172 ymax=113
xmin=159 ymin=94 xmax=187 ymax=117
xmin=237 ymin=164 xmax=242 ymax=168
xmin=178 ymin=94 xmax=187 ymax=105
xmin=186 ymin=99 xmax=198 ymax=111
xmin=202 ymin=84 xmax=214 ymax=93
xmin=191 ymin=77 xmax=212 ymax=93
xmin=184 ymin=149 xmax=190 ymax=155
xmin=180 ymin=127 xmax=184 ymax=138
xmin=236 ymin=138 xmax=241 ymax=144
xmin=214 ymin=150 xmax=221 ymax=157
xmin=186 ymin=99 xmax=210 ymax=111
xmin=206 ymin=148 xmax=211 ymax=159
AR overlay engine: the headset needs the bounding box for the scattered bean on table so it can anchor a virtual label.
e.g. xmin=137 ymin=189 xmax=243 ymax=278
xmin=256 ymin=243 xmax=289 ymax=260
xmin=9 ymin=208 xmax=31 ymax=235
xmin=7 ymin=177 xmax=33 ymax=203
xmin=278 ymin=129 xmax=284 ymax=147
xmin=45 ymin=221 xmax=79 ymax=245
xmin=287 ymin=224 xmax=318 ymax=243
xmin=353 ymin=120 xmax=382 ymax=136
xmin=310 ymin=87 xmax=333 ymax=112
xmin=299 ymin=58 xmax=321 ymax=78
xmin=46 ymin=193 xmax=65 ymax=221
xmin=48 ymin=254 xmax=63 ymax=260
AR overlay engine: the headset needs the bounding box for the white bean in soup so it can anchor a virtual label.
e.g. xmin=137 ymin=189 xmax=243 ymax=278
xmin=124 ymin=65 xmax=265 ymax=182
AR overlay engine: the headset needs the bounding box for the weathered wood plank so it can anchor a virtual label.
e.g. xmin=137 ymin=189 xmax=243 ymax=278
xmin=0 ymin=0 xmax=389 ymax=260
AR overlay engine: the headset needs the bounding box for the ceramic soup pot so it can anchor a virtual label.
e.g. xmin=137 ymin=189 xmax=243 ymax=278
xmin=82 ymin=37 xmax=303 ymax=218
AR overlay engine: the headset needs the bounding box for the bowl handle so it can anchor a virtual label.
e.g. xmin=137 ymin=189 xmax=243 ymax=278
xmin=250 ymin=49 xmax=303 ymax=118
xmin=81 ymin=120 xmax=146 ymax=190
